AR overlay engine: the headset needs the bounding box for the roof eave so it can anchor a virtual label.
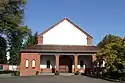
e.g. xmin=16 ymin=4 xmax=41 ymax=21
xmin=20 ymin=49 xmax=99 ymax=53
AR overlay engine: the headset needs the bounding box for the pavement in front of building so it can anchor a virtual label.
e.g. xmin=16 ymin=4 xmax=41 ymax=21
xmin=0 ymin=75 xmax=117 ymax=83
xmin=0 ymin=75 xmax=116 ymax=83
xmin=0 ymin=74 xmax=12 ymax=77
xmin=40 ymin=73 xmax=74 ymax=76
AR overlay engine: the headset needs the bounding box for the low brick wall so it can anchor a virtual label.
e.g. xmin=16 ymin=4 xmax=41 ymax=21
xmin=0 ymin=64 xmax=19 ymax=71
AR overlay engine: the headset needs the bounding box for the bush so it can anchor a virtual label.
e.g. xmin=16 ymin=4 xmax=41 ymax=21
xmin=36 ymin=71 xmax=39 ymax=75
xmin=55 ymin=71 xmax=59 ymax=75
xmin=0 ymin=70 xmax=10 ymax=74
xmin=11 ymin=71 xmax=20 ymax=76
xmin=74 ymin=71 xmax=79 ymax=75
xmin=14 ymin=71 xmax=20 ymax=76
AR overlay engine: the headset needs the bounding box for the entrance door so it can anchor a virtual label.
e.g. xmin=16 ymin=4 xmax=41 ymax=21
xmin=59 ymin=56 xmax=72 ymax=73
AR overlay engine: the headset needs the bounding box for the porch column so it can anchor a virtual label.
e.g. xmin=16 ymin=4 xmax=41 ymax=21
xmin=55 ymin=54 xmax=60 ymax=71
xmin=91 ymin=54 xmax=96 ymax=70
xmin=74 ymin=54 xmax=78 ymax=72
xmin=92 ymin=54 xmax=96 ymax=62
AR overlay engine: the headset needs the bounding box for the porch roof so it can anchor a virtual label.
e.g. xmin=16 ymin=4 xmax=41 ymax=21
xmin=21 ymin=45 xmax=99 ymax=53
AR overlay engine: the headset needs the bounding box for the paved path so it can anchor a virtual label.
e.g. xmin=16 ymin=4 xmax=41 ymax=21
xmin=0 ymin=75 xmax=117 ymax=83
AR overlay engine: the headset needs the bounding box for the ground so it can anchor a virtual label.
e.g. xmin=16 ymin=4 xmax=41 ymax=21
xmin=0 ymin=75 xmax=116 ymax=83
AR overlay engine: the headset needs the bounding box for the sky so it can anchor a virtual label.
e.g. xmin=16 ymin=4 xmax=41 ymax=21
xmin=24 ymin=0 xmax=125 ymax=45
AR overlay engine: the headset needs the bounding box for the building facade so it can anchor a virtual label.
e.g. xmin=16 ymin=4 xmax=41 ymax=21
xmin=20 ymin=18 xmax=98 ymax=76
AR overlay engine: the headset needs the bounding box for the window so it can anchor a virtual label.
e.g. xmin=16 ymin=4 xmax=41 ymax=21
xmin=25 ymin=59 xmax=29 ymax=68
xmin=46 ymin=60 xmax=50 ymax=68
xmin=80 ymin=60 xmax=84 ymax=68
xmin=32 ymin=59 xmax=36 ymax=68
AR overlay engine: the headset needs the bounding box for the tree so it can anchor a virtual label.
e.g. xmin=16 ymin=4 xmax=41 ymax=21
xmin=97 ymin=34 xmax=122 ymax=48
xmin=97 ymin=34 xmax=125 ymax=79
xmin=28 ymin=32 xmax=38 ymax=46
xmin=22 ymin=31 xmax=38 ymax=49
xmin=8 ymin=26 xmax=30 ymax=65
xmin=0 ymin=36 xmax=7 ymax=64
xmin=0 ymin=0 xmax=26 ymax=33
xmin=0 ymin=0 xmax=30 ymax=65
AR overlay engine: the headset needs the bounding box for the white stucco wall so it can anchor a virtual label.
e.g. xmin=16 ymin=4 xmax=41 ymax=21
xmin=40 ymin=55 xmax=55 ymax=68
xmin=9 ymin=65 xmax=17 ymax=71
xmin=43 ymin=20 xmax=87 ymax=45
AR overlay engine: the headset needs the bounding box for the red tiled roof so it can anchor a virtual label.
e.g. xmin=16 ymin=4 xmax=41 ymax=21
xmin=21 ymin=45 xmax=98 ymax=53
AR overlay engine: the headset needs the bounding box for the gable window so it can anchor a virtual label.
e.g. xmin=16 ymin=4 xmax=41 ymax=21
xmin=80 ymin=60 xmax=84 ymax=68
xmin=46 ymin=60 xmax=50 ymax=68
xmin=32 ymin=59 xmax=36 ymax=68
xmin=25 ymin=59 xmax=29 ymax=68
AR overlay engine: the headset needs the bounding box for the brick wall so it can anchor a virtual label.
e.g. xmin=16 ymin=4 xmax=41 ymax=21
xmin=92 ymin=54 xmax=96 ymax=62
xmin=37 ymin=35 xmax=43 ymax=45
xmin=87 ymin=36 xmax=92 ymax=46
xmin=20 ymin=53 xmax=40 ymax=76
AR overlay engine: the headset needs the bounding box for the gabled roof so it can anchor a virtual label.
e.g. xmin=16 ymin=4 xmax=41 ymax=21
xmin=39 ymin=18 xmax=93 ymax=38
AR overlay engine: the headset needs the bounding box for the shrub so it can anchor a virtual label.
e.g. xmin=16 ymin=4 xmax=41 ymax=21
xmin=74 ymin=71 xmax=79 ymax=75
xmin=55 ymin=71 xmax=59 ymax=75
xmin=36 ymin=71 xmax=39 ymax=75
xmin=11 ymin=71 xmax=20 ymax=76
xmin=14 ymin=71 xmax=20 ymax=76
xmin=0 ymin=70 xmax=10 ymax=74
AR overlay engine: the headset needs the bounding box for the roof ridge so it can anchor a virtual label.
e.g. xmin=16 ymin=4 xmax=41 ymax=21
xmin=38 ymin=18 xmax=93 ymax=38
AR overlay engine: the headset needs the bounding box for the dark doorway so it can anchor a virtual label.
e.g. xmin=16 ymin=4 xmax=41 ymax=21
xmin=59 ymin=55 xmax=73 ymax=73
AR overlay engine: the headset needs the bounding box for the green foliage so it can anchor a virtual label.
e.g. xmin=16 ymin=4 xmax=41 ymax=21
xmin=0 ymin=0 xmax=26 ymax=34
xmin=8 ymin=26 xmax=30 ymax=65
xmin=27 ymin=32 xmax=38 ymax=46
xmin=0 ymin=36 xmax=7 ymax=64
xmin=0 ymin=0 xmax=29 ymax=65
xmin=97 ymin=34 xmax=125 ymax=79
xmin=0 ymin=0 xmax=26 ymax=5
xmin=97 ymin=34 xmax=122 ymax=48
xmin=22 ymin=31 xmax=38 ymax=49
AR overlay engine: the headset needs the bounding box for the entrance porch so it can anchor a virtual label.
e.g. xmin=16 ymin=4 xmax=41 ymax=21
xmin=40 ymin=53 xmax=95 ymax=73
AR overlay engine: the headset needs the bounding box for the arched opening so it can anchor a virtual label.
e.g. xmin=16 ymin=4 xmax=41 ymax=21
xmin=32 ymin=59 xmax=36 ymax=68
xmin=59 ymin=55 xmax=73 ymax=73
xmin=25 ymin=59 xmax=29 ymax=68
